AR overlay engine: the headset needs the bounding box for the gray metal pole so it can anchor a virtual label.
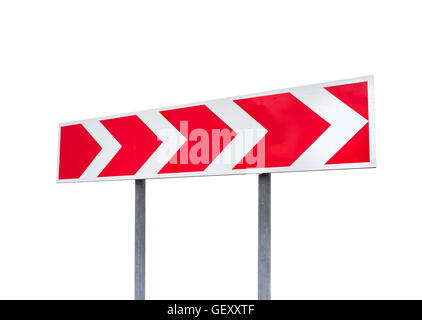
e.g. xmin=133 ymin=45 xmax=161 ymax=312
xmin=135 ymin=179 xmax=146 ymax=300
xmin=258 ymin=173 xmax=271 ymax=300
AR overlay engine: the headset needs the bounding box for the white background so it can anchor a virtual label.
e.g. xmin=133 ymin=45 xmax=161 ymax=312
xmin=0 ymin=0 xmax=421 ymax=300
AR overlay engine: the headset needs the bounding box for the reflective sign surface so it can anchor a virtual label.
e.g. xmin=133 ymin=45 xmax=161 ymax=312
xmin=57 ymin=76 xmax=376 ymax=182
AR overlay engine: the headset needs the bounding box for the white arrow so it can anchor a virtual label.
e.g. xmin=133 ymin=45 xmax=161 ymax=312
xmin=79 ymin=119 xmax=121 ymax=180
xmin=205 ymin=99 xmax=267 ymax=174
xmin=135 ymin=110 xmax=187 ymax=177
xmin=289 ymin=85 xmax=368 ymax=169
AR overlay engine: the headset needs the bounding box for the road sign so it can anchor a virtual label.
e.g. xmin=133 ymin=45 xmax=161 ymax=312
xmin=57 ymin=76 xmax=375 ymax=182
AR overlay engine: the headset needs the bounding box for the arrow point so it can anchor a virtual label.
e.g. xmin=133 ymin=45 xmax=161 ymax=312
xmin=159 ymin=105 xmax=236 ymax=174
xmin=325 ymin=81 xmax=370 ymax=164
xmin=233 ymin=93 xmax=330 ymax=169
xmin=98 ymin=115 xmax=162 ymax=177
xmin=59 ymin=124 xmax=102 ymax=180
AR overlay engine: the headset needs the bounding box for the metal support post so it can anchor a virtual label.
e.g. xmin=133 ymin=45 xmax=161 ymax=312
xmin=135 ymin=179 xmax=146 ymax=300
xmin=258 ymin=173 xmax=271 ymax=300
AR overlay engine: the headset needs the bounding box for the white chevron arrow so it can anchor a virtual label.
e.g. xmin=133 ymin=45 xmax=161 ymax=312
xmin=135 ymin=110 xmax=187 ymax=177
xmin=289 ymin=85 xmax=368 ymax=169
xmin=205 ymin=99 xmax=268 ymax=174
xmin=79 ymin=119 xmax=121 ymax=180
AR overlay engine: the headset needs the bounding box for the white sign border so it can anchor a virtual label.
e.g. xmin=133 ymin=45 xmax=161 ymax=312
xmin=57 ymin=75 xmax=376 ymax=183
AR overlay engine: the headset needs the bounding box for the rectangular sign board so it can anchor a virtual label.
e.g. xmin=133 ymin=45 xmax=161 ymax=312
xmin=57 ymin=76 xmax=376 ymax=182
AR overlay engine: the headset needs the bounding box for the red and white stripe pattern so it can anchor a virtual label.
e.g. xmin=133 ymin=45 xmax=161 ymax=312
xmin=57 ymin=76 xmax=375 ymax=182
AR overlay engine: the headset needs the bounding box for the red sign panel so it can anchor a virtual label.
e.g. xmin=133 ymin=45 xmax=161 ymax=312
xmin=57 ymin=76 xmax=375 ymax=182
